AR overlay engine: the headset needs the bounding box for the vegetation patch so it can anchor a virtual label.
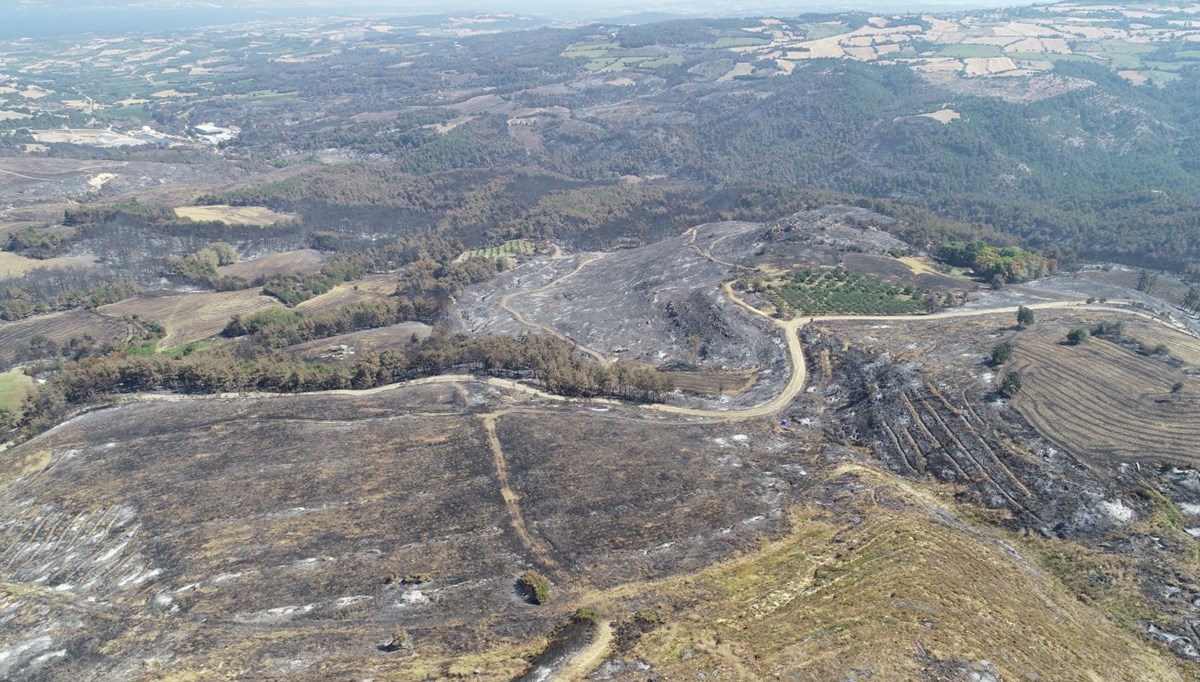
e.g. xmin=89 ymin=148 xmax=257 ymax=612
xmin=455 ymin=239 xmax=537 ymax=263
xmin=746 ymin=266 xmax=928 ymax=316
xmin=937 ymin=240 xmax=1050 ymax=285
xmin=518 ymin=570 xmax=552 ymax=605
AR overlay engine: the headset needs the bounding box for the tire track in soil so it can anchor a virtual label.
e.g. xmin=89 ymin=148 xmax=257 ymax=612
xmin=480 ymin=412 xmax=565 ymax=581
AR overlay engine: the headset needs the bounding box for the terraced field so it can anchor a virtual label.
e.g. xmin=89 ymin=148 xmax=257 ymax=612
xmin=625 ymin=466 xmax=1189 ymax=681
xmin=294 ymin=275 xmax=397 ymax=313
xmin=217 ymin=249 xmax=324 ymax=279
xmin=0 ymin=309 xmax=129 ymax=366
xmin=98 ymin=289 xmax=279 ymax=348
xmin=1010 ymin=320 xmax=1200 ymax=465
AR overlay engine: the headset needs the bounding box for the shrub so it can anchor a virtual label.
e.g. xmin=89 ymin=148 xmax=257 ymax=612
xmin=1000 ymin=371 xmax=1022 ymax=397
xmin=574 ymin=607 xmax=603 ymax=622
xmin=518 ymin=570 xmax=551 ymax=605
xmin=990 ymin=341 xmax=1013 ymax=366
xmin=1016 ymin=306 xmax=1035 ymax=328
xmin=1066 ymin=328 xmax=1089 ymax=345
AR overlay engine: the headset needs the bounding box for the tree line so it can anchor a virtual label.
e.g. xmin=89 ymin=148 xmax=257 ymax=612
xmin=15 ymin=330 xmax=673 ymax=436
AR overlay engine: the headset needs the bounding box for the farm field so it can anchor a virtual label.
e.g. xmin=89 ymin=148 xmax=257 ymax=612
xmin=1009 ymin=317 xmax=1200 ymax=466
xmin=753 ymin=266 xmax=927 ymax=315
xmin=0 ymin=368 xmax=32 ymax=411
xmin=662 ymin=367 xmax=758 ymax=396
xmin=1124 ymin=321 xmax=1200 ymax=368
xmin=456 ymin=239 xmax=537 ymax=263
xmin=286 ymin=321 xmax=432 ymax=361
xmin=217 ymin=249 xmax=324 ymax=279
xmin=294 ymin=275 xmax=397 ymax=313
xmin=98 ymin=288 xmax=279 ymax=348
xmin=174 ymin=204 xmax=294 ymax=225
xmin=0 ymin=309 xmax=129 ymax=366
xmin=0 ymin=252 xmax=94 ymax=278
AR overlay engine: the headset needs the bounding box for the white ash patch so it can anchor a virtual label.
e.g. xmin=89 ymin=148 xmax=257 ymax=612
xmin=399 ymin=589 xmax=431 ymax=606
xmin=1099 ymin=499 xmax=1135 ymax=524
xmin=235 ymin=603 xmax=315 ymax=624
xmin=1177 ymin=502 xmax=1200 ymax=516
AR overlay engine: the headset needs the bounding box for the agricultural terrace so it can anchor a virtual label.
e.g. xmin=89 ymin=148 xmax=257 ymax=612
xmin=1009 ymin=317 xmax=1200 ymax=466
xmin=455 ymin=239 xmax=537 ymax=263
xmin=293 ymin=275 xmax=399 ymax=313
xmin=218 ymin=249 xmax=324 ymax=279
xmin=99 ymin=289 xmax=280 ymax=348
xmin=0 ymin=252 xmax=94 ymax=278
xmin=0 ymin=310 xmax=129 ymax=367
xmin=174 ymin=204 xmax=294 ymax=225
xmin=747 ymin=266 xmax=928 ymax=315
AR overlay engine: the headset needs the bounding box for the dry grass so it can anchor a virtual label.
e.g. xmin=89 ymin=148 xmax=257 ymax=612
xmin=662 ymin=368 xmax=758 ymax=396
xmin=174 ymin=205 xmax=294 ymax=226
xmin=0 ymin=252 xmax=94 ymax=278
xmin=294 ymin=275 xmax=396 ymax=313
xmin=0 ymin=368 xmax=33 ymax=412
xmin=286 ymin=321 xmax=431 ymax=360
xmin=217 ymin=249 xmax=323 ymax=279
xmin=622 ymin=466 xmax=1190 ymax=681
xmin=0 ymin=310 xmax=129 ymax=366
xmin=99 ymin=289 xmax=279 ymax=347
xmin=1010 ymin=318 xmax=1200 ymax=465
xmin=897 ymin=255 xmax=940 ymax=275
xmin=919 ymin=108 xmax=961 ymax=123
xmin=1124 ymin=322 xmax=1200 ymax=368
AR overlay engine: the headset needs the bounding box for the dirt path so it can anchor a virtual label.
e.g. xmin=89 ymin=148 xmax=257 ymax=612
xmin=481 ymin=412 xmax=565 ymax=580
xmin=557 ymin=620 xmax=614 ymax=681
xmin=499 ymin=252 xmax=612 ymax=365
xmin=685 ymin=227 xmax=753 ymax=272
xmin=0 ymin=168 xmax=54 ymax=182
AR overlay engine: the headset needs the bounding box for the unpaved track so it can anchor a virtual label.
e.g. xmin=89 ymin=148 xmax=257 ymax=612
xmin=481 ymin=412 xmax=565 ymax=580
xmin=558 ymin=620 xmax=614 ymax=681
xmin=499 ymin=251 xmax=612 ymax=365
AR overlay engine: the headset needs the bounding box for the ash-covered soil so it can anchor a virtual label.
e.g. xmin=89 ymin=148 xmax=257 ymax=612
xmin=453 ymin=207 xmax=936 ymax=410
xmin=0 ymin=382 xmax=818 ymax=681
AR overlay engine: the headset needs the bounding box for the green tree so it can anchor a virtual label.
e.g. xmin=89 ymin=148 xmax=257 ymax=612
xmin=1066 ymin=328 xmax=1089 ymax=345
xmin=999 ymin=371 xmax=1022 ymax=397
xmin=1016 ymin=306 xmax=1034 ymax=328
xmin=991 ymin=341 xmax=1013 ymax=366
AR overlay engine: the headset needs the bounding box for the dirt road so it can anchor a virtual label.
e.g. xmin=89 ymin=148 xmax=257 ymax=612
xmin=557 ymin=620 xmax=614 ymax=681
xmin=498 ymin=252 xmax=613 ymax=365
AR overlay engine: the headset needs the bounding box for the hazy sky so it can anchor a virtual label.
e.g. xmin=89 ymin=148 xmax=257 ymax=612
xmin=1 ymin=0 xmax=1032 ymax=39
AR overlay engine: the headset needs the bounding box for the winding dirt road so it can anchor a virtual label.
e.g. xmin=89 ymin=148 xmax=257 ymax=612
xmin=498 ymin=252 xmax=613 ymax=365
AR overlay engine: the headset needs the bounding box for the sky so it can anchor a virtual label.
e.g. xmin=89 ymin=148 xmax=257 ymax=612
xmin=0 ymin=0 xmax=1033 ymax=39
